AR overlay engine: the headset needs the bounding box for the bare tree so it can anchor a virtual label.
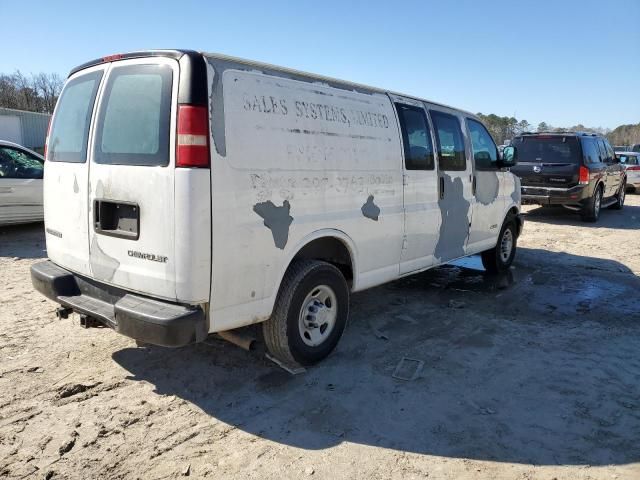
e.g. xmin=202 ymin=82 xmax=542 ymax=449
xmin=33 ymin=72 xmax=64 ymax=113
xmin=0 ymin=70 xmax=64 ymax=113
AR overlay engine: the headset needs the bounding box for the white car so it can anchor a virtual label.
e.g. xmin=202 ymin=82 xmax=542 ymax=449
xmin=617 ymin=151 xmax=640 ymax=191
xmin=0 ymin=140 xmax=44 ymax=226
xmin=31 ymin=50 xmax=522 ymax=366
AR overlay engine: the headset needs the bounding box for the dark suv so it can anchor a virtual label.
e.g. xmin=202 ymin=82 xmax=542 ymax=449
xmin=510 ymin=132 xmax=627 ymax=222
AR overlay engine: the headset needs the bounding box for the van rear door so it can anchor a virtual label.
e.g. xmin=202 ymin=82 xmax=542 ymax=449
xmin=45 ymin=64 xmax=105 ymax=276
xmin=87 ymin=57 xmax=180 ymax=300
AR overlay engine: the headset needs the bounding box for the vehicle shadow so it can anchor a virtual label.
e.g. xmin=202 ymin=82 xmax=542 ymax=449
xmin=523 ymin=203 xmax=640 ymax=230
xmin=0 ymin=222 xmax=46 ymax=259
xmin=112 ymin=248 xmax=640 ymax=466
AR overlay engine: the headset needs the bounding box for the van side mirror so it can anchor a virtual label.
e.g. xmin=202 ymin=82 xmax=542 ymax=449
xmin=498 ymin=146 xmax=517 ymax=168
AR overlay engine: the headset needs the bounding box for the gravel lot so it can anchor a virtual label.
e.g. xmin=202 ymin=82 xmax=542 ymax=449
xmin=1 ymin=196 xmax=639 ymax=480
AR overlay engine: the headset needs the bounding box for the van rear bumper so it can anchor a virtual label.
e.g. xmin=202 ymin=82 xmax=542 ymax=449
xmin=30 ymin=260 xmax=208 ymax=347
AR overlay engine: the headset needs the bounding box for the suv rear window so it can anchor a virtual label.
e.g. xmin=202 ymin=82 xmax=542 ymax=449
xmin=48 ymin=71 xmax=103 ymax=163
xmin=94 ymin=64 xmax=172 ymax=166
xmin=511 ymin=136 xmax=580 ymax=164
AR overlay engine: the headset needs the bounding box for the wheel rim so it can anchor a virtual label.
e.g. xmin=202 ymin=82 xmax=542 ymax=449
xmin=595 ymin=190 xmax=601 ymax=216
xmin=499 ymin=228 xmax=513 ymax=263
xmin=298 ymin=285 xmax=338 ymax=347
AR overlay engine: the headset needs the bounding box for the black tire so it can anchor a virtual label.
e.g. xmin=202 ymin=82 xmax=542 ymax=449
xmin=610 ymin=179 xmax=626 ymax=210
xmin=263 ymin=260 xmax=349 ymax=366
xmin=481 ymin=218 xmax=517 ymax=274
xmin=581 ymin=185 xmax=603 ymax=222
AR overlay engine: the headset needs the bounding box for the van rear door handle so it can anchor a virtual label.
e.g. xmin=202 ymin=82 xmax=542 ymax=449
xmin=439 ymin=177 xmax=444 ymax=199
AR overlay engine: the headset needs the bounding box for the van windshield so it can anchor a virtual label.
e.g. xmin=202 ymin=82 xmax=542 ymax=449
xmin=94 ymin=64 xmax=173 ymax=166
xmin=511 ymin=136 xmax=580 ymax=164
xmin=48 ymin=71 xmax=103 ymax=163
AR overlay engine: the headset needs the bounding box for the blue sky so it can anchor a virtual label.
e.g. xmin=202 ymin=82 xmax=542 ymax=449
xmin=1 ymin=0 xmax=638 ymax=129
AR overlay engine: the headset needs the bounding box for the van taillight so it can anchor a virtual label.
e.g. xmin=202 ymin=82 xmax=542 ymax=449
xmin=176 ymin=105 xmax=209 ymax=168
xmin=579 ymin=165 xmax=590 ymax=184
xmin=44 ymin=118 xmax=51 ymax=160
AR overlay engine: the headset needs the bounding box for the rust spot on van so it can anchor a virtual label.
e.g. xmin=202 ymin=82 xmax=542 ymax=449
xmin=253 ymin=200 xmax=293 ymax=249
xmin=361 ymin=195 xmax=380 ymax=221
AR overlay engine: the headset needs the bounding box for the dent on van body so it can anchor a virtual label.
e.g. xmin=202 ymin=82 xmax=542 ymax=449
xmin=89 ymin=235 xmax=120 ymax=281
xmin=434 ymin=174 xmax=470 ymax=260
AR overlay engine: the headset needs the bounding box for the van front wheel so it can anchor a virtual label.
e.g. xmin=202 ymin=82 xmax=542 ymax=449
xmin=263 ymin=260 xmax=349 ymax=366
xmin=481 ymin=219 xmax=517 ymax=273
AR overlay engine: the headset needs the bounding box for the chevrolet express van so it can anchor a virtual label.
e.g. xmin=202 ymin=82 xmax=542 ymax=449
xmin=31 ymin=50 xmax=522 ymax=366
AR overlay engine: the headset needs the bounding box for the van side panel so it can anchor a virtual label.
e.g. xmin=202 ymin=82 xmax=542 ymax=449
xmin=207 ymin=65 xmax=404 ymax=332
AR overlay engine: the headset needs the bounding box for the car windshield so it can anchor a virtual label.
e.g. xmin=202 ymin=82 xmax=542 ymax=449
xmin=511 ymin=136 xmax=580 ymax=164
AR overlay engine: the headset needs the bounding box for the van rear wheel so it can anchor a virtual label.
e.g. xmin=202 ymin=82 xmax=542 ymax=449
xmin=263 ymin=260 xmax=349 ymax=366
xmin=481 ymin=219 xmax=517 ymax=274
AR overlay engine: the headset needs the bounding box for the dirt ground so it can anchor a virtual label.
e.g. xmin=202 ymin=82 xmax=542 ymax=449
xmin=1 ymin=196 xmax=640 ymax=480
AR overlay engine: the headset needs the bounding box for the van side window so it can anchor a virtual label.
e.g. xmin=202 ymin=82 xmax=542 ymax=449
xmin=430 ymin=111 xmax=467 ymax=171
xmin=395 ymin=103 xmax=434 ymax=170
xmin=48 ymin=71 xmax=103 ymax=163
xmin=467 ymin=118 xmax=498 ymax=170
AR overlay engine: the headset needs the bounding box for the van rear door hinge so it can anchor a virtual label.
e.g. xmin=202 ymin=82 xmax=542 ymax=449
xmin=402 ymin=174 xmax=408 ymax=186
xmin=402 ymin=235 xmax=408 ymax=250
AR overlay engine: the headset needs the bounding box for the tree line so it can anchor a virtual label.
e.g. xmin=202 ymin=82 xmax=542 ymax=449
xmin=0 ymin=70 xmax=64 ymax=114
xmin=474 ymin=113 xmax=626 ymax=145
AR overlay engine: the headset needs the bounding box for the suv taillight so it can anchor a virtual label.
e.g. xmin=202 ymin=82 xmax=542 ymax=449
xmin=578 ymin=165 xmax=590 ymax=184
xmin=176 ymin=105 xmax=209 ymax=168
xmin=627 ymin=166 xmax=640 ymax=171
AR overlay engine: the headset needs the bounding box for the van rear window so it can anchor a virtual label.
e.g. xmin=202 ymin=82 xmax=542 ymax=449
xmin=94 ymin=64 xmax=172 ymax=166
xmin=512 ymin=136 xmax=580 ymax=164
xmin=48 ymin=71 xmax=103 ymax=163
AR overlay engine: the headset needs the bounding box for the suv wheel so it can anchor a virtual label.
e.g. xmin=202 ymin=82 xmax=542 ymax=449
xmin=263 ymin=260 xmax=349 ymax=366
xmin=611 ymin=180 xmax=626 ymax=210
xmin=581 ymin=185 xmax=602 ymax=222
xmin=481 ymin=218 xmax=517 ymax=273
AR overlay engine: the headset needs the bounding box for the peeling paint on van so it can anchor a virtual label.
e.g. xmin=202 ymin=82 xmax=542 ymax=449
xmin=253 ymin=200 xmax=294 ymax=249
xmin=475 ymin=171 xmax=499 ymax=206
xmin=361 ymin=195 xmax=380 ymax=221
xmin=204 ymin=55 xmax=384 ymax=158
xmin=434 ymin=175 xmax=470 ymax=260
xmin=511 ymin=176 xmax=521 ymax=205
xmin=90 ymin=236 xmax=120 ymax=282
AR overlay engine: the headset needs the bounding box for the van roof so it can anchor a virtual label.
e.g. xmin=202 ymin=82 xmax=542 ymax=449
xmin=69 ymin=49 xmax=478 ymax=120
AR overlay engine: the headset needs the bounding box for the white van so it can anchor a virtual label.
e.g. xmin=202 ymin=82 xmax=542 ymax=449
xmin=31 ymin=50 xmax=522 ymax=366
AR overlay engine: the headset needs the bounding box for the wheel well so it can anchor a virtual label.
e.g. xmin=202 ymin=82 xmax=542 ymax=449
xmin=507 ymin=206 xmax=522 ymax=237
xmin=292 ymin=237 xmax=354 ymax=285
